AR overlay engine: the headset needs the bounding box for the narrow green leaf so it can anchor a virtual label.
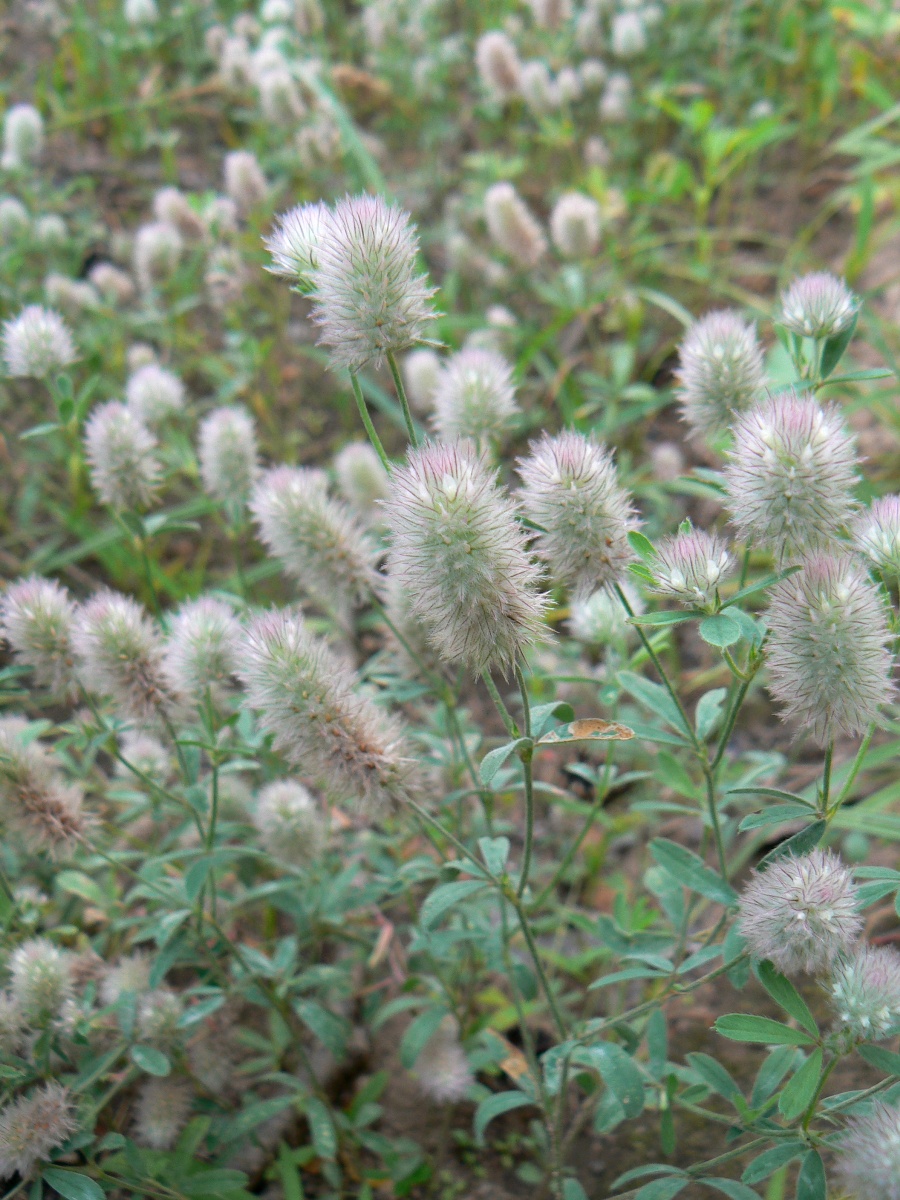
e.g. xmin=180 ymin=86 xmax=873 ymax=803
xmin=129 ymin=1044 xmax=171 ymax=1077
xmin=755 ymin=961 xmax=818 ymax=1036
xmin=627 ymin=531 xmax=657 ymax=562
xmin=701 ymin=1180 xmax=761 ymax=1200
xmin=474 ymin=1091 xmax=535 ymax=1143
xmin=304 ymin=1097 xmax=337 ymax=1160
xmin=478 ymin=836 xmax=510 ymax=876
xmin=685 ymin=1053 xmax=741 ymax=1101
xmin=41 ymin=1171 xmax=105 ymax=1200
xmin=649 ymin=839 xmax=738 ymax=906
xmin=778 ymin=1048 xmax=822 ymax=1121
xmin=759 ymin=821 xmax=827 ymax=867
xmin=420 ymin=880 xmax=488 ymax=927
xmin=696 ymin=689 xmax=727 ymax=740
xmin=399 ymin=1006 xmax=450 ymax=1070
xmin=795 ymin=1150 xmax=826 ymax=1200
xmin=629 ymin=611 xmax=694 ymax=627
xmin=714 ymin=1015 xmax=816 ymax=1046
xmin=633 ymin=1179 xmax=689 ymax=1200
xmin=741 ymin=1142 xmax=806 ymax=1184
xmin=619 ymin=672 xmax=691 ymax=737
xmin=479 ymin=739 xmax=530 ymax=786
xmin=819 ymin=312 xmax=858 ymax=379
xmin=857 ymin=1043 xmax=900 ymax=1076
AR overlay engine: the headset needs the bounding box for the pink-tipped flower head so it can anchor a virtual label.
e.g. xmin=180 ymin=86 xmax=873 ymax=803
xmin=197 ymin=405 xmax=259 ymax=507
xmin=738 ymin=849 xmax=862 ymax=975
xmin=431 ymin=347 xmax=519 ymax=445
xmin=84 ymin=402 xmax=161 ymax=512
xmin=518 ymin=431 xmax=637 ymax=597
xmin=0 ymin=719 xmax=86 ymax=856
xmin=163 ymin=597 xmax=241 ymax=703
xmin=854 ymin=495 xmax=900 ymax=575
xmin=384 ymin=441 xmax=548 ymax=673
xmin=311 ymin=194 xmax=438 ymax=371
xmin=765 ymin=555 xmax=893 ymax=744
xmin=779 ymin=271 xmax=859 ymax=340
xmin=838 ymin=1101 xmax=900 ymax=1200
xmin=125 ymin=364 xmax=185 ymax=425
xmin=830 ymin=944 xmax=900 ymax=1043
xmin=238 ymin=609 xmax=415 ymax=814
xmin=264 ymin=200 xmax=331 ymax=291
xmin=0 ymin=1083 xmax=76 ymax=1180
xmin=724 ymin=390 xmax=858 ymax=557
xmin=675 ymin=310 xmax=765 ymax=438
xmin=253 ymin=779 xmax=327 ymax=865
xmin=648 ymin=525 xmax=731 ymax=612
xmin=484 ymin=182 xmax=547 ymax=269
xmin=475 ymin=31 xmax=522 ymax=102
xmin=2 ymin=305 xmax=76 ymax=379
xmin=0 ymin=576 xmax=78 ymax=698
xmin=550 ymin=192 xmax=601 ymax=260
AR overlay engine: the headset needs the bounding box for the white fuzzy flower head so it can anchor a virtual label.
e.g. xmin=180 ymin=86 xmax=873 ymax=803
xmin=251 ymin=466 xmax=379 ymax=615
xmin=830 ymin=944 xmax=900 ymax=1042
xmin=44 ymin=273 xmax=100 ymax=315
xmin=765 ymin=555 xmax=893 ymax=744
xmin=253 ymin=779 xmax=327 ymax=865
xmin=137 ymin=988 xmax=182 ymax=1044
xmin=125 ymin=364 xmax=185 ymax=425
xmin=649 ymin=525 xmax=731 ymax=611
xmin=611 ymin=10 xmax=647 ymax=57
xmin=152 ymin=188 xmax=206 ymax=240
xmin=265 ymin=201 xmax=331 ymax=290
xmin=779 ymin=272 xmax=859 ymax=340
xmin=134 ymin=1078 xmax=193 ymax=1150
xmin=415 ymin=1016 xmax=474 ymax=1103
xmin=526 ymin=0 xmax=571 ymax=29
xmin=35 ymin=213 xmax=68 ymax=247
xmin=0 ymin=720 xmax=86 ymax=855
xmin=675 ymin=311 xmax=766 ymax=438
xmin=738 ymin=849 xmax=862 ymax=975
xmin=432 ymin=347 xmax=519 ymax=444
xmin=0 ymin=1083 xmax=76 ymax=1180
xmin=556 ymin=66 xmax=582 ymax=104
xmin=724 ymin=391 xmax=858 ymax=557
xmin=311 ymin=194 xmax=438 ymax=371
xmin=133 ymin=220 xmax=184 ymax=291
xmin=475 ymin=31 xmax=522 ymax=102
xmin=124 ymin=0 xmax=158 ymax=25
xmin=238 ymin=609 xmax=415 ymax=814
xmin=73 ymin=591 xmax=180 ymax=722
xmin=2 ymin=104 xmax=44 ymax=170
xmin=164 ymin=597 xmax=241 ymax=703
xmin=402 ymin=347 xmax=442 ymax=413
xmin=88 ymin=262 xmax=136 ymax=305
xmin=223 ymin=149 xmax=268 ymax=215
xmin=520 ymin=60 xmax=560 ymax=115
xmin=569 ymin=586 xmax=639 ymax=647
xmin=550 ymin=192 xmax=601 ymax=260
xmin=197 ymin=405 xmax=259 ymax=507
xmin=0 ymin=197 xmax=29 ymax=239
xmin=205 ymin=243 xmax=249 ymax=310
xmin=100 ymin=951 xmax=151 ymax=1004
xmin=9 ymin=937 xmax=72 ymax=1024
xmin=854 ymin=495 xmax=900 ymax=574
xmin=838 ymin=1101 xmax=900 ymax=1200
xmin=116 ymin=732 xmax=171 ymax=782
xmin=258 ymin=67 xmax=306 ymax=125
xmin=2 ymin=305 xmax=76 ymax=379
xmin=518 ymin=431 xmax=637 ymax=597
xmin=84 ymin=402 xmax=161 ymax=511
xmin=334 ymin=441 xmax=390 ymax=518
xmin=0 ymin=576 xmax=78 ymax=698
xmin=484 ymin=182 xmax=547 ymax=269
xmin=599 ymin=72 xmax=631 ymax=121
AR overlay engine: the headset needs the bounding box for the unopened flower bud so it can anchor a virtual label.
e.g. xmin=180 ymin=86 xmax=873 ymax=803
xmin=648 ymin=525 xmax=731 ymax=611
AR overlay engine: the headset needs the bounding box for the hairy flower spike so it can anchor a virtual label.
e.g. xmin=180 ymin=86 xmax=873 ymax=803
xmin=518 ymin=431 xmax=636 ymax=596
xmin=402 ymin=347 xmax=442 ymax=413
xmin=334 ymin=442 xmax=390 ymax=519
xmin=765 ymin=555 xmax=893 ymax=744
xmin=838 ymin=1101 xmax=900 ymax=1200
xmin=569 ymin=585 xmax=640 ymax=647
xmin=223 ymin=149 xmax=268 ymax=215
xmin=0 ymin=1084 xmax=76 ymax=1180
xmin=197 ymin=405 xmax=259 ymax=507
xmin=830 ymin=944 xmax=900 ymax=1042
xmin=2 ymin=305 xmax=76 ymax=378
xmin=73 ymin=592 xmax=181 ymax=722
xmin=649 ymin=525 xmax=731 ymax=611
xmin=84 ymin=402 xmax=161 ymax=511
xmin=854 ymin=495 xmax=900 ymax=574
xmin=9 ymin=937 xmax=72 ymax=1023
xmin=0 ymin=719 xmax=87 ymax=855
xmin=484 ymin=182 xmax=546 ymax=269
xmin=550 ymin=192 xmax=601 ymax=259
xmin=779 ymin=271 xmax=859 ymax=340
xmin=675 ymin=311 xmax=765 ymax=438
xmin=125 ymin=364 xmax=185 ymax=425
xmin=415 ymin=1016 xmax=474 ymax=1103
xmin=253 ymin=779 xmax=327 ymax=865
xmin=0 ymin=197 xmax=29 ymax=240
xmin=0 ymin=576 xmax=78 ymax=698
xmin=239 ymin=609 xmax=415 ymax=813
xmin=432 ymin=347 xmax=519 ymax=444
xmin=2 ymin=104 xmax=44 ymax=171
xmin=250 ymin=466 xmax=379 ymax=615
xmin=724 ymin=390 xmax=858 ymax=557
xmin=265 ymin=201 xmax=331 ymax=290
xmin=164 ymin=597 xmax=241 ymax=703
xmin=475 ymin=31 xmax=522 ymax=102
xmin=310 ymin=194 xmax=438 ymax=371
xmin=133 ymin=221 xmax=184 ymax=291
xmin=384 ymin=441 xmax=548 ymax=672
xmin=134 ymin=1078 xmax=193 ymax=1150
xmin=738 ymin=849 xmax=862 ymax=975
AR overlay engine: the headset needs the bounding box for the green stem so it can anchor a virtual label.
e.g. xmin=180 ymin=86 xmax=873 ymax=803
xmin=387 ymin=349 xmax=419 ymax=447
xmin=482 ymin=670 xmax=520 ymax=739
xmin=513 ymin=897 xmax=567 ymax=1040
xmin=831 ymin=724 xmax=874 ymax=812
xmin=515 ymin=662 xmax=535 ymax=899
xmin=802 ymin=1055 xmax=838 ymax=1131
xmin=710 ymin=668 xmax=755 ymax=771
xmin=703 ymin=764 xmax=728 ymax=878
xmin=349 ymin=370 xmax=391 ymax=471
xmin=820 ymin=740 xmax=834 ymax=810
xmin=534 ymin=750 xmax=616 ymax=908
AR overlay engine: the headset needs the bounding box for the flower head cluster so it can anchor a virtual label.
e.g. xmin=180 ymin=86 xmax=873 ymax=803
xmin=84 ymin=402 xmax=161 ymax=511
xmin=197 ymin=405 xmax=259 ymax=507
xmin=432 ymin=347 xmax=519 ymax=444
xmin=88 ymin=261 xmax=135 ymax=304
xmin=854 ymin=495 xmax=900 ymax=574
xmin=724 ymin=391 xmax=858 ymax=557
xmin=518 ymin=431 xmax=636 ymax=597
xmin=239 ymin=610 xmax=415 ymax=813
xmin=125 ymin=364 xmax=185 ymax=425
xmin=674 ymin=311 xmax=765 ymax=438
xmin=100 ymin=952 xmax=151 ymax=1004
xmin=0 ymin=576 xmax=78 ymax=698
xmin=0 ymin=1083 xmax=76 ymax=1180
xmin=475 ymin=31 xmax=522 ymax=102
xmin=2 ymin=305 xmax=76 ymax=379
xmin=550 ymin=192 xmax=601 ymax=259
xmin=765 ymin=555 xmax=893 ymax=744
xmin=163 ymin=597 xmax=241 ymax=703
xmin=779 ymin=271 xmax=858 ymax=340
xmin=830 ymin=944 xmax=900 ymax=1042
xmin=384 ymin=442 xmax=548 ymax=672
xmin=0 ymin=719 xmax=87 ymax=855
xmin=2 ymin=104 xmax=43 ymax=170
xmin=264 ymin=200 xmax=331 ymax=290
xmin=737 ymin=849 xmax=862 ymax=975
xmin=134 ymin=1078 xmax=193 ymax=1150
xmin=250 ymin=466 xmax=379 ymax=615
xmin=253 ymin=779 xmax=327 ymax=865
xmin=648 ymin=525 xmax=731 ymax=611
xmin=415 ymin=1016 xmax=474 ymax=1103
xmin=838 ymin=1101 xmax=900 ymax=1200
xmin=484 ymin=182 xmax=547 ymax=269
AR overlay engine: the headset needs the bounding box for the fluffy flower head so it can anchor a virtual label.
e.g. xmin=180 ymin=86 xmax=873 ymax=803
xmin=675 ymin=310 xmax=765 ymax=438
xmin=2 ymin=104 xmax=44 ymax=170
xmin=0 ymin=719 xmax=86 ymax=855
xmin=830 ymin=944 xmax=900 ymax=1042
xmin=163 ymin=597 xmax=241 ymax=703
xmin=265 ymin=200 xmax=331 ymax=289
xmin=2 ymin=305 xmax=76 ymax=378
xmin=0 ymin=1083 xmax=76 ymax=1180
xmin=223 ymin=149 xmax=268 ymax=215
xmin=83 ymin=402 xmax=161 ymax=511
xmin=779 ymin=272 xmax=859 ymax=340
xmin=402 ymin=347 xmax=442 ymax=413
xmin=197 ymin=405 xmax=259 ymax=507
xmin=648 ymin=525 xmax=731 ymax=611
xmin=550 ymin=192 xmax=601 ymax=259
xmin=484 ymin=182 xmax=546 ymax=269
xmin=854 ymin=495 xmax=900 ymax=574
xmin=415 ymin=1017 xmax=474 ymax=1103
xmin=334 ymin=441 xmax=390 ymax=518
xmin=432 ymin=347 xmax=519 ymax=444
xmin=9 ymin=937 xmax=72 ymax=1023
xmin=125 ymin=364 xmax=185 ymax=425
xmin=253 ymin=779 xmax=327 ymax=865
xmin=838 ymin=1101 xmax=900 ymax=1200
xmin=134 ymin=1078 xmax=193 ymax=1150
xmin=0 ymin=576 xmax=77 ymax=698
xmin=475 ymin=31 xmax=522 ymax=102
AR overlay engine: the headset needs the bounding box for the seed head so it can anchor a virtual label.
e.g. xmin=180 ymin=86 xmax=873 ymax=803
xmin=484 ymin=182 xmax=546 ymax=269
xmin=133 ymin=221 xmax=184 ymax=291
xmin=854 ymin=495 xmax=900 ymax=574
xmin=0 ymin=1083 xmax=76 ymax=1180
xmin=8 ymin=937 xmax=72 ymax=1024
xmin=133 ymin=1078 xmax=193 ymax=1150
xmin=779 ymin=272 xmax=859 ymax=340
xmin=724 ymin=391 xmax=858 ymax=557
xmin=830 ymin=944 xmax=900 ymax=1042
xmin=0 ymin=576 xmax=78 ymax=698
xmin=475 ymin=31 xmax=522 ymax=102
xmin=2 ymin=305 xmax=76 ymax=378
xmin=0 ymin=719 xmax=87 ymax=855
xmin=125 ymin=364 xmax=185 ymax=425
xmin=1 ymin=104 xmax=43 ymax=170
xmin=518 ymin=431 xmax=636 ymax=596
xmin=250 ymin=465 xmax=379 ymax=615
xmin=163 ymin=597 xmax=241 ymax=703
xmin=223 ymin=150 xmax=268 ymax=216
xmin=197 ymin=405 xmax=259 ymax=509
xmin=384 ymin=441 xmax=548 ymax=672
xmin=73 ymin=591 xmax=180 ymax=722
xmin=334 ymin=441 xmax=390 ymax=519
xmin=310 ymin=193 xmax=438 ymax=371
xmin=550 ymin=192 xmax=601 ymax=259
xmin=432 ymin=347 xmax=519 ymax=444
xmin=402 ymin=347 xmax=442 ymax=413
xmin=765 ymin=555 xmax=893 ymax=744
xmin=648 ymin=525 xmax=731 ymax=611
xmin=0 ymin=196 xmax=29 ymax=239
xmin=415 ymin=1016 xmax=474 ymax=1103
xmin=737 ymin=849 xmax=862 ymax=975
xmin=838 ymin=1101 xmax=900 ymax=1200
xmin=238 ymin=609 xmax=415 ymax=814
xmin=265 ymin=201 xmax=331 ymax=290
xmin=675 ymin=311 xmax=765 ymax=438
xmin=84 ymin=402 xmax=161 ymax=511
xmin=253 ymin=779 xmax=327 ymax=865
